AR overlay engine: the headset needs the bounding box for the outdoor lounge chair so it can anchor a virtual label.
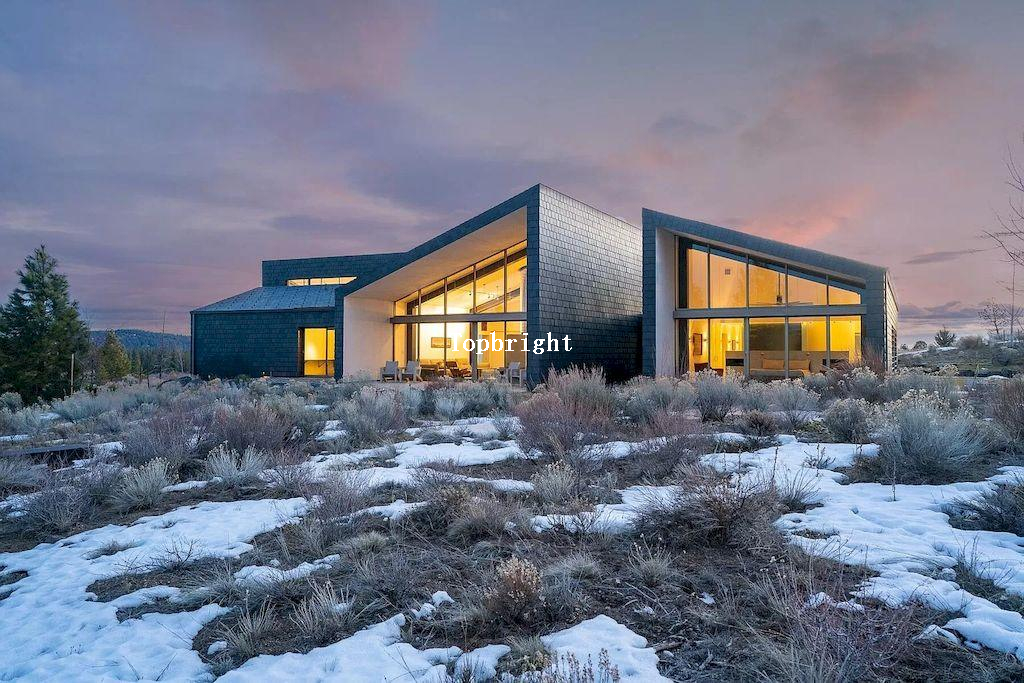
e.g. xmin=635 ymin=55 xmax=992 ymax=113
xmin=401 ymin=360 xmax=423 ymax=382
xmin=505 ymin=361 xmax=523 ymax=385
xmin=380 ymin=360 xmax=400 ymax=382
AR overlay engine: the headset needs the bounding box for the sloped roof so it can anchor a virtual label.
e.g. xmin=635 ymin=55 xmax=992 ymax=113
xmin=192 ymin=285 xmax=337 ymax=313
xmin=644 ymin=209 xmax=886 ymax=282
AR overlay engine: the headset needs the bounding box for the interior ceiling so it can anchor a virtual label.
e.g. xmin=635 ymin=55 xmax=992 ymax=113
xmin=348 ymin=207 xmax=527 ymax=301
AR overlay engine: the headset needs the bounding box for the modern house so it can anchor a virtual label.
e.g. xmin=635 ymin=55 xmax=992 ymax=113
xmin=642 ymin=209 xmax=898 ymax=378
xmin=192 ymin=188 xmax=896 ymax=384
xmin=192 ymin=185 xmax=643 ymax=384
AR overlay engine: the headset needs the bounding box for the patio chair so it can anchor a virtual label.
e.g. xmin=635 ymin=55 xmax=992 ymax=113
xmin=506 ymin=361 xmax=523 ymax=385
xmin=401 ymin=360 xmax=423 ymax=382
xmin=380 ymin=360 xmax=400 ymax=382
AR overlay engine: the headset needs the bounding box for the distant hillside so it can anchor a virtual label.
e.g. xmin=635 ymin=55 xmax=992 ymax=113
xmin=90 ymin=329 xmax=190 ymax=351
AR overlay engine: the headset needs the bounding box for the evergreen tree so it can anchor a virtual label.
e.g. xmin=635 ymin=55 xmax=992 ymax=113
xmin=0 ymin=246 xmax=90 ymax=401
xmin=98 ymin=330 xmax=131 ymax=382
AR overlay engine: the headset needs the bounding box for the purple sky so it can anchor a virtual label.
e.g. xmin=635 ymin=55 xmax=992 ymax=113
xmin=2 ymin=1 xmax=1023 ymax=341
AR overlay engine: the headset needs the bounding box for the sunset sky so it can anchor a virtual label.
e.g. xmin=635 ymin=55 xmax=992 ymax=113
xmin=1 ymin=1 xmax=1022 ymax=341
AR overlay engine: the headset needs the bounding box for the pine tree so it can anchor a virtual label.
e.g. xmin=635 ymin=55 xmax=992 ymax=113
xmin=98 ymin=330 xmax=131 ymax=382
xmin=0 ymin=246 xmax=90 ymax=402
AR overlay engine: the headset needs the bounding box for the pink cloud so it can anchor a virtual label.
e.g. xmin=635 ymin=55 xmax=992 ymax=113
xmin=735 ymin=187 xmax=873 ymax=246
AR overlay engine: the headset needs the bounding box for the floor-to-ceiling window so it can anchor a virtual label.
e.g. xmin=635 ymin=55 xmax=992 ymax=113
xmin=676 ymin=236 xmax=867 ymax=377
xmin=300 ymin=328 xmax=335 ymax=376
xmin=392 ymin=241 xmax=527 ymax=378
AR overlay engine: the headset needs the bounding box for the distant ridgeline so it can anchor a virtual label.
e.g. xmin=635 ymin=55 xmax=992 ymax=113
xmin=89 ymin=329 xmax=190 ymax=351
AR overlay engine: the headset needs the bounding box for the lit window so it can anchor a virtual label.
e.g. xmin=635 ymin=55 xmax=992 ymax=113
xmin=301 ymin=328 xmax=335 ymax=376
xmin=287 ymin=276 xmax=356 ymax=286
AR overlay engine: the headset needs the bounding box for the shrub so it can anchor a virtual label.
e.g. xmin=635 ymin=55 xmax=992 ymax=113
xmin=0 ymin=457 xmax=43 ymax=493
xmin=417 ymin=427 xmax=463 ymax=446
xmin=546 ymin=366 xmax=617 ymax=425
xmin=113 ymin=458 xmax=172 ymax=510
xmin=289 ymin=582 xmax=359 ymax=642
xmin=959 ymin=335 xmax=985 ymax=350
xmin=484 ymin=557 xmax=541 ymax=623
xmin=514 ymin=392 xmax=588 ymax=458
xmin=738 ymin=410 xmax=779 ymax=441
xmin=801 ymin=372 xmax=830 ymax=397
xmin=822 ymin=398 xmax=873 ymax=442
xmin=948 ymin=477 xmax=1024 ymax=535
xmin=266 ymin=450 xmax=317 ymax=497
xmin=310 ymin=471 xmax=369 ymax=521
xmin=21 ymin=476 xmax=93 ymax=533
xmin=852 ymin=391 xmax=996 ymax=484
xmin=0 ymin=391 xmax=22 ymax=412
xmin=881 ymin=370 xmax=957 ymax=405
xmin=0 ymin=407 xmax=45 ymax=436
xmin=210 ymin=402 xmax=294 ymax=453
xmin=120 ymin=405 xmax=204 ymax=472
xmin=223 ymin=600 xmax=276 ymax=661
xmin=77 ymin=460 xmax=124 ymax=505
xmin=51 ymin=393 xmax=117 ymax=422
xmin=839 ymin=366 xmax=882 ymax=402
xmin=991 ymin=378 xmax=1024 ymax=445
xmin=743 ymin=565 xmax=919 ymax=682
xmin=492 ymin=415 xmax=519 ymax=440
xmin=621 ymin=377 xmax=694 ymax=425
xmin=626 ymin=540 xmax=675 ymax=586
xmin=337 ymin=386 xmax=408 ymax=448
xmin=634 ymin=464 xmax=781 ymax=549
xmin=90 ymin=410 xmax=126 ymax=435
xmin=433 ymin=386 xmax=468 ymax=421
xmin=531 ymin=461 xmax=581 ymax=508
xmin=203 ymin=445 xmax=267 ymax=488
xmin=739 ymin=381 xmax=773 ymax=411
xmin=692 ymin=370 xmax=742 ymax=421
xmin=769 ymin=380 xmax=820 ymax=430
xmin=543 ymin=551 xmax=601 ymax=582
xmin=446 ymin=493 xmax=523 ymax=543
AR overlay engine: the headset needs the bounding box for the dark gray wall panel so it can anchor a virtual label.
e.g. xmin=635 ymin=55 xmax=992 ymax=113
xmin=192 ymin=310 xmax=334 ymax=378
xmin=530 ymin=187 xmax=643 ymax=383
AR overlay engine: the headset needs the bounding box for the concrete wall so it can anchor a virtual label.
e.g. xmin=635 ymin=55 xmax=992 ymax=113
xmin=192 ymin=309 xmax=334 ymax=378
xmin=530 ymin=186 xmax=643 ymax=383
xmin=340 ymin=296 xmax=393 ymax=378
xmin=651 ymin=229 xmax=676 ymax=376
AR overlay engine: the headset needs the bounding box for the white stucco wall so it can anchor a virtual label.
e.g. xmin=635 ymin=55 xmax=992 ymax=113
xmin=342 ymin=296 xmax=393 ymax=377
xmin=654 ymin=229 xmax=676 ymax=376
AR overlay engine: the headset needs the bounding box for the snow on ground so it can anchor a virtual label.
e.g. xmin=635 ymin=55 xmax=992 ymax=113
xmin=217 ymin=613 xmax=459 ymax=682
xmin=234 ymin=554 xmax=340 ymax=588
xmin=392 ymin=440 xmax=522 ymax=468
xmin=710 ymin=437 xmax=1024 ymax=660
xmin=0 ymin=497 xmax=308 ymax=681
xmin=531 ymin=484 xmax=676 ymax=534
xmin=542 ymin=615 xmax=670 ymax=681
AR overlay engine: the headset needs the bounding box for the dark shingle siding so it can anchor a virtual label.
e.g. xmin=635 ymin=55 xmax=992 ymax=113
xmin=192 ymin=310 xmax=334 ymax=378
xmin=261 ymin=253 xmax=404 ymax=287
xmin=530 ymin=186 xmax=643 ymax=383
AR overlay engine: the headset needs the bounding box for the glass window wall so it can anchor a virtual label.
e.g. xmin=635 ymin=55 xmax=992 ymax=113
xmin=787 ymin=269 xmax=828 ymax=306
xmin=685 ymin=245 xmax=709 ymax=308
xmin=709 ymin=249 xmax=747 ymax=308
xmin=830 ymin=315 xmax=862 ymax=365
xmin=680 ymin=239 xmax=866 ymax=312
xmin=749 ymin=259 xmax=786 ymax=307
xmin=789 ymin=317 xmax=827 ymax=376
xmin=396 ymin=243 xmax=527 ymax=317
